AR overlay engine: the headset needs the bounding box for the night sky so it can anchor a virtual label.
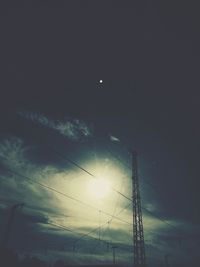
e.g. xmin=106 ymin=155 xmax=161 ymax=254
xmin=0 ymin=1 xmax=200 ymax=267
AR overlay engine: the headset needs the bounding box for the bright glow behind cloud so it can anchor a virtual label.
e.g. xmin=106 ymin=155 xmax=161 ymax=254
xmin=87 ymin=178 xmax=111 ymax=199
xmin=0 ymin=136 xmax=184 ymax=267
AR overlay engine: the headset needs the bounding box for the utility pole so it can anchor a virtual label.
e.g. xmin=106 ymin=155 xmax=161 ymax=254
xmin=132 ymin=151 xmax=146 ymax=267
xmin=112 ymin=245 xmax=118 ymax=265
xmin=2 ymin=203 xmax=24 ymax=248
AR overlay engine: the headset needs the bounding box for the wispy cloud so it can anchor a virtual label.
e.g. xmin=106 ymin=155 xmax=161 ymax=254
xmin=0 ymin=137 xmax=28 ymax=169
xmin=18 ymin=110 xmax=92 ymax=141
xmin=109 ymin=135 xmax=120 ymax=142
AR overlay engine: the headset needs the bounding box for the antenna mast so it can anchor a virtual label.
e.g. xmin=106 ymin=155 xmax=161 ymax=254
xmin=132 ymin=151 xmax=146 ymax=267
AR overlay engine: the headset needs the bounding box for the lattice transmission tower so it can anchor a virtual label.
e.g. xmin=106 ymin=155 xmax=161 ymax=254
xmin=131 ymin=151 xmax=146 ymax=267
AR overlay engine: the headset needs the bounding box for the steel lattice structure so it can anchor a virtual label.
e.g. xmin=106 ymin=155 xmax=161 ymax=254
xmin=132 ymin=151 xmax=146 ymax=267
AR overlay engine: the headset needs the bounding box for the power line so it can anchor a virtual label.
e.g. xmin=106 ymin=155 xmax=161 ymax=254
xmin=0 ymin=168 xmax=180 ymax=233
xmin=0 ymin=168 xmax=132 ymax=226
xmin=0 ymin=197 xmax=133 ymax=253
xmin=0 ymin=197 xmax=95 ymax=224
xmin=2 ymin=155 xmax=171 ymax=236
xmin=0 ymin=197 xmax=190 ymax=254
xmin=50 ymin=148 xmax=181 ymax=232
xmin=105 ymin=144 xmax=169 ymax=199
xmin=47 ymin=221 xmax=133 ymax=252
xmin=0 ymin=167 xmax=181 ymax=236
xmin=0 ymin=133 xmax=196 ymax=263
xmin=51 ymin=147 xmax=133 ymax=202
xmin=0 ymin=152 xmax=184 ymax=235
xmin=99 ymin=148 xmax=184 ymax=233
xmin=88 ymin=203 xmax=132 ymax=255
xmin=52 ymin=146 xmax=171 ymax=216
xmin=142 ymin=206 xmax=180 ymax=232
xmin=73 ymin=202 xmax=132 ymax=246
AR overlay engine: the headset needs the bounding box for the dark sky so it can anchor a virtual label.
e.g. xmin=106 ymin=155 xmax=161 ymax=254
xmin=0 ymin=1 xmax=200 ymax=266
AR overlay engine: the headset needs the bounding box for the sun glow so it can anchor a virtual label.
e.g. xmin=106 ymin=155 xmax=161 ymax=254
xmin=87 ymin=178 xmax=111 ymax=199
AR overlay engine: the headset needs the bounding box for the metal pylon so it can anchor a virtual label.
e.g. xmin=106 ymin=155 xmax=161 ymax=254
xmin=132 ymin=151 xmax=146 ymax=267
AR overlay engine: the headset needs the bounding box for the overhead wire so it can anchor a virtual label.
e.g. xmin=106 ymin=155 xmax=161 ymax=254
xmin=73 ymin=202 xmax=132 ymax=247
xmin=0 ymin=123 xmax=197 ymax=262
xmin=51 ymin=146 xmax=133 ymax=202
xmin=106 ymin=146 xmax=162 ymax=194
xmin=0 ymin=197 xmax=133 ymax=252
xmin=100 ymin=146 xmax=186 ymax=232
xmin=0 ymin=146 xmax=188 ymax=244
xmin=0 ymin=167 xmax=132 ymax=226
xmin=50 ymin=146 xmax=182 ymax=232
xmin=46 ymin=222 xmax=133 ymax=252
xmin=0 ymin=150 xmax=182 ymax=233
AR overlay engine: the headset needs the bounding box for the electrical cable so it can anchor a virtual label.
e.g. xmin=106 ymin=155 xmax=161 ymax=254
xmin=0 ymin=169 xmax=132 ymax=226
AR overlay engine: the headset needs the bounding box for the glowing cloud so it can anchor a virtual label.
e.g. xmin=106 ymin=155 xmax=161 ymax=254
xmin=87 ymin=178 xmax=111 ymax=199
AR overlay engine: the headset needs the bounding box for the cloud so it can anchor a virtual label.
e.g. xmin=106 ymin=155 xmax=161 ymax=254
xmin=109 ymin=135 xmax=120 ymax=142
xmin=18 ymin=110 xmax=92 ymax=141
xmin=1 ymin=137 xmax=199 ymax=266
xmin=0 ymin=136 xmax=132 ymax=234
xmin=0 ymin=137 xmax=28 ymax=169
xmin=0 ymin=137 xmax=65 ymax=214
